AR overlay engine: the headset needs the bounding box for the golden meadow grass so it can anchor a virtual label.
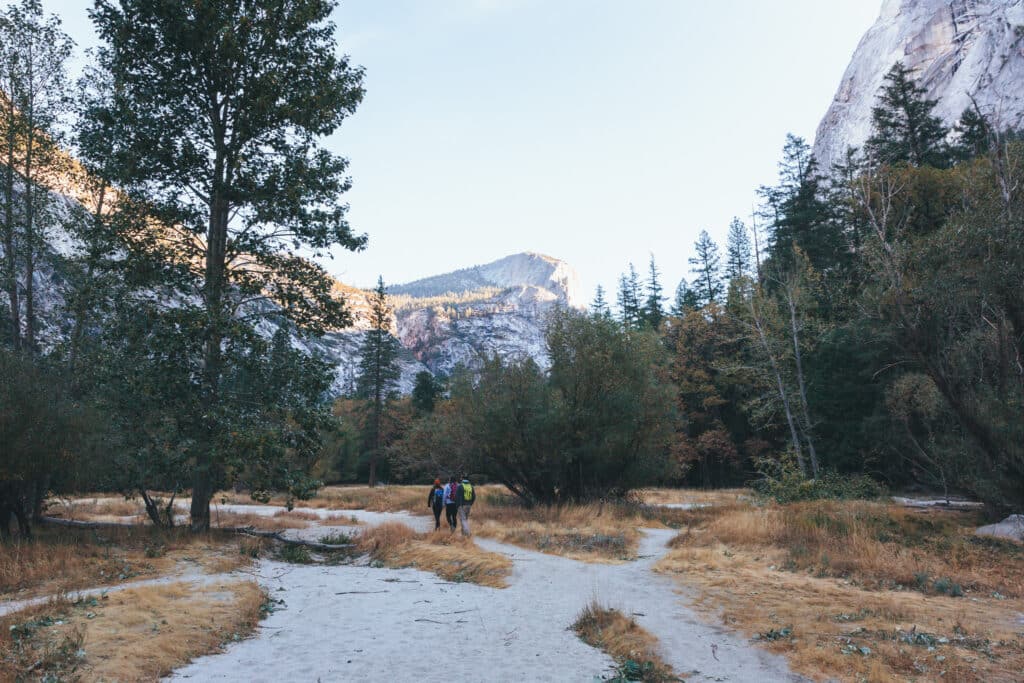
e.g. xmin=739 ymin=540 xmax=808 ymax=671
xmin=655 ymin=500 xmax=1024 ymax=682
xmin=0 ymin=579 xmax=264 ymax=681
xmin=356 ymin=521 xmax=511 ymax=587
xmin=0 ymin=526 xmax=252 ymax=601
xmin=572 ymin=601 xmax=677 ymax=682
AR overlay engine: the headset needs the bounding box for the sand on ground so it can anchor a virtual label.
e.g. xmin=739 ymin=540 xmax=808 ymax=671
xmin=168 ymin=508 xmax=803 ymax=683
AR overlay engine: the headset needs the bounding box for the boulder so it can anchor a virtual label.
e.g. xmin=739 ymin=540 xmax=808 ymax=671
xmin=975 ymin=514 xmax=1024 ymax=543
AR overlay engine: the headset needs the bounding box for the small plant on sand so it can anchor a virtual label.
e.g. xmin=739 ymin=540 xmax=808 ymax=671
xmin=572 ymin=601 xmax=678 ymax=682
xmin=318 ymin=532 xmax=354 ymax=545
xmin=277 ymin=544 xmax=313 ymax=564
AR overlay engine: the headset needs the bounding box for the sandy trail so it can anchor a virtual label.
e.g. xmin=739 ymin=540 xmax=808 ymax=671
xmin=169 ymin=511 xmax=802 ymax=682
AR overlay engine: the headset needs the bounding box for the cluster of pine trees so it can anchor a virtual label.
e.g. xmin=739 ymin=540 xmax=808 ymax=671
xmin=597 ymin=62 xmax=1021 ymax=510
xmin=1 ymin=0 xmax=366 ymax=534
xmin=375 ymin=63 xmax=1022 ymax=512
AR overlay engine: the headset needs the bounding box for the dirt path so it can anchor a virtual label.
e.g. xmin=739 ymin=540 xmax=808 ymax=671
xmin=168 ymin=511 xmax=802 ymax=682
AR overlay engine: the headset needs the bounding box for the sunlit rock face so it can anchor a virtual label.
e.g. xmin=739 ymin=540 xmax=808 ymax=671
xmin=814 ymin=0 xmax=1024 ymax=170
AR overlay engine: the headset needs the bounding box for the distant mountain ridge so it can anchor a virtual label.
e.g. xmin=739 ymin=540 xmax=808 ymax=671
xmin=390 ymin=252 xmax=583 ymax=309
xmin=813 ymin=0 xmax=1024 ymax=170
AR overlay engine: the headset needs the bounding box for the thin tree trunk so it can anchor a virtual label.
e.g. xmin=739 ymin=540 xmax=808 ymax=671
xmin=2 ymin=98 xmax=20 ymax=351
xmin=22 ymin=112 xmax=35 ymax=353
xmin=69 ymin=184 xmax=107 ymax=380
xmin=749 ymin=296 xmax=806 ymax=476
xmin=786 ymin=288 xmax=820 ymax=478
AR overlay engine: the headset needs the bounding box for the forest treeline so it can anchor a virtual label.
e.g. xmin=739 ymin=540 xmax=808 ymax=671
xmin=364 ymin=63 xmax=1023 ymax=513
xmin=1 ymin=0 xmax=1021 ymax=538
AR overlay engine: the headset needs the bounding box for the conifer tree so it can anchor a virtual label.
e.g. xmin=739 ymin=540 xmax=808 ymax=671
xmin=952 ymin=106 xmax=991 ymax=160
xmin=411 ymin=370 xmax=441 ymax=414
xmin=724 ymin=218 xmax=752 ymax=281
xmin=670 ymin=279 xmax=700 ymax=317
xmin=356 ymin=276 xmax=401 ymax=487
xmin=616 ymin=263 xmax=643 ymax=328
xmin=643 ymin=254 xmax=664 ymax=329
xmin=865 ymin=62 xmax=949 ymax=168
xmin=688 ymin=230 xmax=723 ymax=307
xmin=590 ymin=284 xmax=611 ymax=319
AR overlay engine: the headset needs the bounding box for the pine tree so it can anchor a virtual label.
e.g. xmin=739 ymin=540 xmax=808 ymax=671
xmin=952 ymin=106 xmax=991 ymax=160
xmin=765 ymin=135 xmax=843 ymax=275
xmin=643 ymin=254 xmax=665 ymax=329
xmin=724 ymin=218 xmax=752 ymax=281
xmin=88 ymin=0 xmax=366 ymax=529
xmin=688 ymin=230 xmax=723 ymax=307
xmin=865 ymin=62 xmax=950 ymax=168
xmin=670 ymin=279 xmax=700 ymax=317
xmin=591 ymin=284 xmax=611 ymax=319
xmin=616 ymin=263 xmax=643 ymax=328
xmin=411 ymin=370 xmax=441 ymax=414
xmin=356 ymin=276 xmax=401 ymax=487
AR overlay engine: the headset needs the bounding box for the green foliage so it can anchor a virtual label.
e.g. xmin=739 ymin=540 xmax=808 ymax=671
xmin=410 ymin=370 xmax=442 ymax=414
xmin=753 ymin=453 xmax=885 ymax=503
xmin=865 ymin=62 xmax=950 ymax=168
xmin=688 ymin=230 xmax=723 ymax=306
xmin=277 ymin=544 xmax=314 ymax=564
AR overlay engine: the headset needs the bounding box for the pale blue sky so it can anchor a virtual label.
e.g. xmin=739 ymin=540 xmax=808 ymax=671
xmin=40 ymin=0 xmax=879 ymax=302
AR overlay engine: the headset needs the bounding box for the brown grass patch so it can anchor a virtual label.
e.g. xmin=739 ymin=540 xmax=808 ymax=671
xmin=209 ymin=509 xmax=311 ymax=531
xmin=639 ymin=488 xmax=750 ymax=507
xmin=0 ymin=579 xmax=264 ymax=681
xmin=357 ymin=522 xmax=511 ymax=587
xmin=0 ymin=526 xmax=253 ymax=601
xmin=655 ymin=499 xmax=1024 ymax=682
xmin=572 ymin=601 xmax=680 ymax=681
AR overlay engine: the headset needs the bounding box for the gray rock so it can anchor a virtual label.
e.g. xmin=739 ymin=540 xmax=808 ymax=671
xmin=814 ymin=0 xmax=1024 ymax=170
xmin=975 ymin=514 xmax=1024 ymax=543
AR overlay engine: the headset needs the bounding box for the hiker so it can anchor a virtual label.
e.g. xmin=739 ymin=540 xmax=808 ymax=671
xmin=443 ymin=476 xmax=459 ymax=532
xmin=427 ymin=478 xmax=445 ymax=531
xmin=456 ymin=475 xmax=475 ymax=537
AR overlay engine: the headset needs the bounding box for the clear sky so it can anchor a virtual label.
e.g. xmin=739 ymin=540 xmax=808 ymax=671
xmin=39 ymin=0 xmax=880 ymax=303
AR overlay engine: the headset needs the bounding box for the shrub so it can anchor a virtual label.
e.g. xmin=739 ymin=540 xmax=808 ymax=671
xmin=753 ymin=453 xmax=885 ymax=503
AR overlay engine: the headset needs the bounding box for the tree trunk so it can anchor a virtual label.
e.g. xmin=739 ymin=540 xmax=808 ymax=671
xmin=2 ymin=100 xmax=20 ymax=351
xmin=786 ymin=289 xmax=820 ymax=478
xmin=749 ymin=297 xmax=807 ymax=476
xmin=193 ymin=185 xmax=230 ymax=532
xmin=22 ymin=124 xmax=35 ymax=353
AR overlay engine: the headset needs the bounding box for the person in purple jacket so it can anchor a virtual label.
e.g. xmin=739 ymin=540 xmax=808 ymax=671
xmin=443 ymin=476 xmax=459 ymax=532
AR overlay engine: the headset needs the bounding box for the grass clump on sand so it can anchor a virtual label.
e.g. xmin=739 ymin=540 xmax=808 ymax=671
xmin=356 ymin=522 xmax=511 ymax=587
xmin=572 ymin=601 xmax=679 ymax=682
xmin=655 ymin=499 xmax=1024 ymax=682
xmin=0 ymin=525 xmax=252 ymax=600
xmin=0 ymin=580 xmax=265 ymax=682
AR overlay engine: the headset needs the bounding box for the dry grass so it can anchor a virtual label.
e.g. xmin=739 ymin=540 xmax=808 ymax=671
xmin=572 ymin=601 xmax=680 ymax=681
xmin=655 ymin=500 xmax=1024 ymax=682
xmin=356 ymin=522 xmax=511 ymax=587
xmin=0 ymin=526 xmax=253 ymax=602
xmin=472 ymin=502 xmax=644 ymax=562
xmin=0 ymin=579 xmax=264 ymax=681
xmin=639 ymin=488 xmax=750 ymax=507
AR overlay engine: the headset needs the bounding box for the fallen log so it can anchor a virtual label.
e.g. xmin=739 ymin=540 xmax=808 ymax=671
xmin=39 ymin=516 xmax=354 ymax=551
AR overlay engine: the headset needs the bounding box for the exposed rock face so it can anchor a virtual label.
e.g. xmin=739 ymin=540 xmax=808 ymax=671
xmin=975 ymin=514 xmax=1024 ymax=542
xmin=814 ymin=0 xmax=1024 ymax=170
xmin=14 ymin=214 xmax=579 ymax=394
xmin=390 ymin=252 xmax=582 ymax=309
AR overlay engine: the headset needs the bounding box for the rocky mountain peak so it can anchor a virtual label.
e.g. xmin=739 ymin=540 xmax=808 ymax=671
xmin=813 ymin=0 xmax=1024 ymax=170
xmin=389 ymin=252 xmax=583 ymax=309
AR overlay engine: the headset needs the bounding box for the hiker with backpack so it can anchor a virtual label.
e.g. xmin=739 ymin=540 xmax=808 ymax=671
xmin=443 ymin=476 xmax=460 ymax=532
xmin=456 ymin=475 xmax=474 ymax=537
xmin=427 ymin=478 xmax=445 ymax=531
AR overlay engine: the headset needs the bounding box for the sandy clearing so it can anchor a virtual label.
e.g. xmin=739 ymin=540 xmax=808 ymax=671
xmin=168 ymin=511 xmax=802 ymax=682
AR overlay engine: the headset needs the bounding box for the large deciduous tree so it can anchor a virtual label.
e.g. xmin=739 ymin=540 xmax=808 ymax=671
xmin=88 ymin=0 xmax=366 ymax=530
